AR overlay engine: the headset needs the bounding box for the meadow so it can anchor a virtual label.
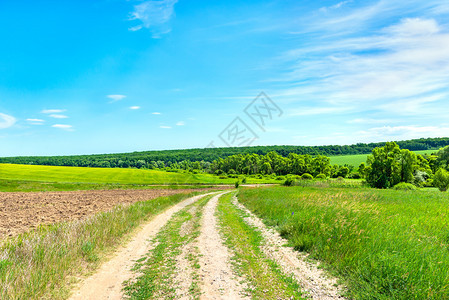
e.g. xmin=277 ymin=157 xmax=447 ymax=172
xmin=329 ymin=149 xmax=439 ymax=166
xmin=238 ymin=186 xmax=449 ymax=299
xmin=0 ymin=164 xmax=277 ymax=190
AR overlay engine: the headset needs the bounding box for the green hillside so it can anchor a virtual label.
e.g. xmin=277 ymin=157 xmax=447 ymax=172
xmin=330 ymin=149 xmax=439 ymax=166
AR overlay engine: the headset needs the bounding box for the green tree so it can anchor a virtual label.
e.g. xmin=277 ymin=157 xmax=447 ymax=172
xmin=366 ymin=142 xmax=401 ymax=188
xmin=434 ymin=169 xmax=449 ymax=191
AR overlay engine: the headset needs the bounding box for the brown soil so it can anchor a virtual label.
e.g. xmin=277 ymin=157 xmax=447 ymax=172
xmin=198 ymin=192 xmax=248 ymax=299
xmin=0 ymin=188 xmax=221 ymax=240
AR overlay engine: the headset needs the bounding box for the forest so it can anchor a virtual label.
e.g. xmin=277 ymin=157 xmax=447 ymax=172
xmin=0 ymin=137 xmax=447 ymax=170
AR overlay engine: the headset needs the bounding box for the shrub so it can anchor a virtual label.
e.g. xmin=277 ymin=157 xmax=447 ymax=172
xmin=242 ymin=177 xmax=247 ymax=184
xmin=393 ymin=182 xmax=417 ymax=191
xmin=349 ymin=172 xmax=361 ymax=179
xmin=315 ymin=174 xmax=326 ymax=180
xmin=283 ymin=176 xmax=295 ymax=186
xmin=235 ymin=181 xmax=240 ymax=188
xmin=276 ymin=176 xmax=286 ymax=181
xmin=301 ymin=173 xmax=313 ymax=180
xmin=434 ymin=169 xmax=449 ymax=192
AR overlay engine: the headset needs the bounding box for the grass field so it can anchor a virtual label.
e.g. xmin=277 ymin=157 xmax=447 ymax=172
xmin=329 ymin=149 xmax=439 ymax=167
xmin=0 ymin=164 xmax=276 ymax=190
xmin=238 ymin=186 xmax=449 ymax=299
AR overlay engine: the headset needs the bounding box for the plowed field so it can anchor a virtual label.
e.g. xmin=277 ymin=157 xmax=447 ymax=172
xmin=0 ymin=188 xmax=220 ymax=239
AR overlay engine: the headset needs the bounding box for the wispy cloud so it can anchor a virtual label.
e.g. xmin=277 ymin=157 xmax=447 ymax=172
xmin=358 ymin=125 xmax=449 ymax=141
xmin=49 ymin=114 xmax=68 ymax=119
xmin=152 ymin=112 xmax=162 ymax=115
xmin=41 ymin=109 xmax=66 ymax=114
xmin=275 ymin=17 xmax=449 ymax=117
xmin=107 ymin=94 xmax=126 ymax=102
xmin=52 ymin=124 xmax=74 ymax=131
xmin=176 ymin=121 xmax=185 ymax=126
xmin=129 ymin=106 xmax=141 ymax=110
xmin=129 ymin=0 xmax=178 ymax=38
xmin=26 ymin=118 xmax=45 ymax=125
xmin=160 ymin=125 xmax=171 ymax=129
xmin=319 ymin=1 xmax=353 ymax=13
xmin=0 ymin=113 xmax=16 ymax=129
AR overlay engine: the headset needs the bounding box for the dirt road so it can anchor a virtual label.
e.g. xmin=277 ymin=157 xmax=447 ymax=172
xmin=69 ymin=191 xmax=344 ymax=299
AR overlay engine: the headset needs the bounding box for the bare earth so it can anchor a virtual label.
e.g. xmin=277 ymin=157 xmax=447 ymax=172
xmin=232 ymin=196 xmax=345 ymax=299
xmin=0 ymin=188 xmax=220 ymax=239
xmin=69 ymin=192 xmax=218 ymax=300
xmin=197 ymin=192 xmax=247 ymax=299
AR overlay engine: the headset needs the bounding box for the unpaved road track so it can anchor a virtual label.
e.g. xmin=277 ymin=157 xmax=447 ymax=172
xmin=198 ymin=192 xmax=246 ymax=299
xmin=69 ymin=191 xmax=344 ymax=299
xmin=69 ymin=192 xmax=219 ymax=300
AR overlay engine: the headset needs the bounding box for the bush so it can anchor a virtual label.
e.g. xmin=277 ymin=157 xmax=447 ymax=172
xmin=235 ymin=181 xmax=240 ymax=188
xmin=242 ymin=177 xmax=247 ymax=184
xmin=393 ymin=182 xmax=417 ymax=191
xmin=315 ymin=174 xmax=326 ymax=180
xmin=349 ymin=172 xmax=361 ymax=179
xmin=434 ymin=169 xmax=449 ymax=192
xmin=283 ymin=176 xmax=295 ymax=186
xmin=276 ymin=176 xmax=286 ymax=181
xmin=301 ymin=173 xmax=313 ymax=180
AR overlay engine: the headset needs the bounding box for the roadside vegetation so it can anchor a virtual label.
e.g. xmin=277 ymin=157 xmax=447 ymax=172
xmin=238 ymin=186 xmax=449 ymax=299
xmin=217 ymin=192 xmax=304 ymax=299
xmin=0 ymin=192 xmax=201 ymax=299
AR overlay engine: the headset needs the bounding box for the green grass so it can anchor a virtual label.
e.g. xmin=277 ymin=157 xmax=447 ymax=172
xmin=217 ymin=192 xmax=304 ymax=299
xmin=238 ymin=186 xmax=449 ymax=299
xmin=0 ymin=164 xmax=277 ymax=187
xmin=330 ymin=149 xmax=439 ymax=167
xmin=123 ymin=194 xmax=213 ymax=299
xmin=0 ymin=179 xmax=218 ymax=192
xmin=0 ymin=191 xmax=204 ymax=300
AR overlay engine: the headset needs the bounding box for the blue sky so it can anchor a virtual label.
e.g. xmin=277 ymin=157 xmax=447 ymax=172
xmin=1 ymin=0 xmax=449 ymax=156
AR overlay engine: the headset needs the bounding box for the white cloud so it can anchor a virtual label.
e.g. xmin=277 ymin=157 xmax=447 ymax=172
xmin=49 ymin=114 xmax=68 ymax=119
xmin=320 ymin=1 xmax=352 ymax=13
xmin=358 ymin=125 xmax=449 ymax=141
xmin=26 ymin=118 xmax=44 ymax=123
xmin=385 ymin=18 xmax=440 ymax=36
xmin=275 ymin=17 xmax=449 ymax=117
xmin=52 ymin=124 xmax=74 ymax=131
xmin=289 ymin=106 xmax=352 ymax=116
xmin=0 ymin=113 xmax=16 ymax=129
xmin=129 ymin=25 xmax=143 ymax=32
xmin=107 ymin=95 xmax=126 ymax=102
xmin=129 ymin=0 xmax=178 ymax=38
xmin=41 ymin=109 xmax=66 ymax=114
xmin=152 ymin=112 xmax=161 ymax=115
xmin=176 ymin=121 xmax=185 ymax=126
xmin=27 ymin=118 xmax=45 ymax=125
xmin=160 ymin=125 xmax=171 ymax=129
xmin=129 ymin=106 xmax=141 ymax=110
xmin=347 ymin=118 xmax=395 ymax=124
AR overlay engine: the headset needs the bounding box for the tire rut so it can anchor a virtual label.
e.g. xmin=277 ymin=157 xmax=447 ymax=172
xmin=69 ymin=192 xmax=217 ymax=300
xmin=198 ymin=192 xmax=247 ymax=300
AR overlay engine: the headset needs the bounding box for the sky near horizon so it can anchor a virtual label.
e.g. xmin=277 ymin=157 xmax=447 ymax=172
xmin=1 ymin=0 xmax=449 ymax=156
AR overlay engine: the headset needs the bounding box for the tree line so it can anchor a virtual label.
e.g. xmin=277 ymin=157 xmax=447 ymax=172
xmin=361 ymin=142 xmax=449 ymax=191
xmin=0 ymin=137 xmax=448 ymax=168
